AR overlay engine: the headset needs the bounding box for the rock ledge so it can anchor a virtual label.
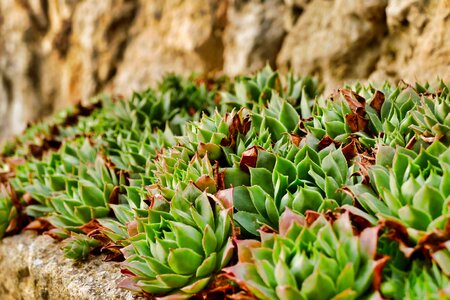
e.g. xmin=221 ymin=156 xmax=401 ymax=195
xmin=0 ymin=231 xmax=135 ymax=300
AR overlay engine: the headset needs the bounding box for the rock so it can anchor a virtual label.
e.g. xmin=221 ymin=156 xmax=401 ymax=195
xmin=111 ymin=0 xmax=226 ymax=95
xmin=0 ymin=231 xmax=137 ymax=300
xmin=0 ymin=0 xmax=140 ymax=138
xmin=369 ymin=0 xmax=450 ymax=84
xmin=277 ymin=0 xmax=389 ymax=89
xmin=0 ymin=0 xmax=449 ymax=139
xmin=0 ymin=0 xmax=53 ymax=138
xmin=223 ymin=0 xmax=286 ymax=76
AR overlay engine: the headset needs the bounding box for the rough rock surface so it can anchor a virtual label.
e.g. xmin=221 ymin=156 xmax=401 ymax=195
xmin=0 ymin=231 xmax=136 ymax=300
xmin=277 ymin=0 xmax=389 ymax=88
xmin=223 ymin=0 xmax=286 ymax=76
xmin=0 ymin=0 xmax=449 ymax=138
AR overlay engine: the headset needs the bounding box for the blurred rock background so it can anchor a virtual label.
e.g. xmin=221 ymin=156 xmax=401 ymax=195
xmin=0 ymin=0 xmax=449 ymax=139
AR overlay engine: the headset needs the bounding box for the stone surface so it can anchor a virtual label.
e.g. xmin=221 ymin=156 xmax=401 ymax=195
xmin=277 ymin=0 xmax=389 ymax=89
xmin=0 ymin=231 xmax=136 ymax=300
xmin=223 ymin=0 xmax=286 ymax=76
xmin=111 ymin=0 xmax=226 ymax=95
xmin=369 ymin=0 xmax=450 ymax=84
xmin=0 ymin=0 xmax=449 ymax=138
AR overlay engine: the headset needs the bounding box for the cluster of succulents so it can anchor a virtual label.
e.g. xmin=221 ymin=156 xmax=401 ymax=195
xmin=0 ymin=68 xmax=448 ymax=299
xmin=225 ymin=210 xmax=383 ymax=299
xmin=120 ymin=185 xmax=234 ymax=298
xmin=0 ymin=185 xmax=18 ymax=238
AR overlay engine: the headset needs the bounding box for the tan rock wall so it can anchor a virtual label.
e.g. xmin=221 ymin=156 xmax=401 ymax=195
xmin=0 ymin=0 xmax=449 ymax=138
xmin=0 ymin=231 xmax=136 ymax=300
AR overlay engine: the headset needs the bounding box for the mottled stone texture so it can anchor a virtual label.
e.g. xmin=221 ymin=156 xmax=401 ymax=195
xmin=0 ymin=231 xmax=136 ymax=300
xmin=0 ymin=0 xmax=449 ymax=137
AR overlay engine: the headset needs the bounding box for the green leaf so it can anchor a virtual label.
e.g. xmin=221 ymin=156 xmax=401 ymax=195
xmin=336 ymin=263 xmax=355 ymax=293
xmin=234 ymin=211 xmax=265 ymax=236
xmin=292 ymin=188 xmax=323 ymax=214
xmin=317 ymin=223 xmax=339 ymax=257
xmin=49 ymin=175 xmax=66 ymax=191
xmin=265 ymin=116 xmax=288 ymax=141
xmin=191 ymin=193 xmax=215 ymax=231
xmin=280 ymin=101 xmax=300 ymax=131
xmin=275 ymin=157 xmax=297 ymax=183
xmin=137 ymin=279 xmax=173 ymax=294
xmin=156 ymin=273 xmax=191 ymax=288
xmin=322 ymin=149 xmax=347 ymax=184
xmin=290 ymin=251 xmax=314 ymax=284
xmin=168 ymin=248 xmax=203 ymax=275
xmin=180 ymin=277 xmax=211 ymax=294
xmin=254 ymin=259 xmax=276 ymax=288
xmin=202 ymin=225 xmax=218 ymax=256
xmin=265 ymin=195 xmax=279 ymax=226
xmin=412 ymin=185 xmax=444 ymax=220
xmin=250 ymin=168 xmax=274 ymax=196
xmin=275 ymin=259 xmax=297 ymax=287
xmin=171 ymin=222 xmax=203 ymax=254
xmin=233 ymin=186 xmax=258 ymax=214
xmin=223 ymin=167 xmax=250 ymax=188
xmin=431 ymin=247 xmax=450 ymax=276
xmin=398 ymin=205 xmax=432 ymax=231
xmin=248 ymin=185 xmax=270 ymax=220
xmin=79 ymin=182 xmax=105 ymax=207
xmin=142 ymin=256 xmax=173 ymax=275
xmin=276 ymin=285 xmax=304 ymax=300
xmin=301 ymin=269 xmax=336 ymax=300
xmin=196 ymin=253 xmax=217 ymax=278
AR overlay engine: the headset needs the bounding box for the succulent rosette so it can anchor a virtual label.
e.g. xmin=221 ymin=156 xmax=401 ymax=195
xmin=220 ymin=65 xmax=319 ymax=114
xmin=225 ymin=210 xmax=384 ymax=300
xmin=217 ymin=141 xmax=355 ymax=236
xmin=350 ymin=140 xmax=450 ymax=239
xmin=62 ymin=233 xmax=101 ymax=261
xmin=0 ymin=186 xmax=18 ymax=238
xmin=381 ymin=260 xmax=450 ymax=300
xmin=409 ymin=81 xmax=450 ymax=145
xmin=119 ymin=185 xmax=234 ymax=298
xmin=1 ymin=68 xmax=449 ymax=300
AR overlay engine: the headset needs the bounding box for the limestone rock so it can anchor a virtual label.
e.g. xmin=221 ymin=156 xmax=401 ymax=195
xmin=111 ymin=0 xmax=226 ymax=95
xmin=0 ymin=0 xmax=449 ymax=139
xmin=0 ymin=231 xmax=137 ymax=300
xmin=223 ymin=0 xmax=286 ymax=76
xmin=369 ymin=0 xmax=450 ymax=84
xmin=277 ymin=0 xmax=389 ymax=88
xmin=0 ymin=0 xmax=140 ymax=139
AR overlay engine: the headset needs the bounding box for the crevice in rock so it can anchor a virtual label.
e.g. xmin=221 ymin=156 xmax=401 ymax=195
xmin=18 ymin=267 xmax=30 ymax=281
xmin=17 ymin=0 xmax=49 ymax=33
xmin=1 ymin=75 xmax=13 ymax=106
xmin=53 ymin=20 xmax=73 ymax=58
xmin=94 ymin=1 xmax=140 ymax=94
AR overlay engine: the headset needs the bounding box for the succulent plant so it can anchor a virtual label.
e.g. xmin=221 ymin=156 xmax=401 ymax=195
xmin=104 ymin=126 xmax=175 ymax=182
xmin=301 ymin=83 xmax=447 ymax=153
xmin=221 ymin=66 xmax=283 ymax=108
xmin=409 ymin=82 xmax=450 ymax=145
xmin=7 ymin=138 xmax=118 ymax=232
xmin=216 ymin=142 xmax=355 ymax=236
xmin=0 ymin=186 xmax=18 ymax=238
xmin=62 ymin=233 xmax=101 ymax=260
xmin=2 ymin=68 xmax=450 ymax=300
xmin=221 ymin=65 xmax=319 ymax=115
xmin=150 ymin=148 xmax=218 ymax=199
xmin=381 ymin=260 xmax=450 ymax=300
xmin=225 ymin=210 xmax=383 ymax=300
xmin=119 ymin=184 xmax=234 ymax=297
xmin=349 ymin=140 xmax=450 ymax=241
xmin=302 ymin=88 xmax=374 ymax=148
xmin=251 ymin=93 xmax=300 ymax=142
xmin=0 ymin=98 xmax=103 ymax=159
